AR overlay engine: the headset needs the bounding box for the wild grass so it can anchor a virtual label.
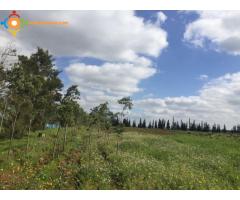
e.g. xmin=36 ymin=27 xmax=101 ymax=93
xmin=0 ymin=127 xmax=240 ymax=189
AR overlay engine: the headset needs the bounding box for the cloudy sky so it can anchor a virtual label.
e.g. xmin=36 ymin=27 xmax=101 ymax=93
xmin=1 ymin=10 xmax=240 ymax=128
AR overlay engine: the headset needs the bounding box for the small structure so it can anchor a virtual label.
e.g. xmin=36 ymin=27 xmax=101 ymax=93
xmin=45 ymin=123 xmax=60 ymax=129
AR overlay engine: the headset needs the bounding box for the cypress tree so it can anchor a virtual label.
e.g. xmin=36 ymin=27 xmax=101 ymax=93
xmin=222 ymin=124 xmax=226 ymax=133
xmin=152 ymin=120 xmax=154 ymax=128
xmin=162 ymin=119 xmax=166 ymax=129
xmin=132 ymin=120 xmax=136 ymax=128
xmin=166 ymin=120 xmax=170 ymax=130
xmin=142 ymin=119 xmax=146 ymax=128
xmin=148 ymin=122 xmax=152 ymax=128
xmin=158 ymin=119 xmax=161 ymax=129
xmin=138 ymin=118 xmax=142 ymax=128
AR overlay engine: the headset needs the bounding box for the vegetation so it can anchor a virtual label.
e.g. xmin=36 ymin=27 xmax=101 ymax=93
xmin=1 ymin=46 xmax=240 ymax=190
xmin=0 ymin=128 xmax=240 ymax=189
xmin=133 ymin=117 xmax=240 ymax=134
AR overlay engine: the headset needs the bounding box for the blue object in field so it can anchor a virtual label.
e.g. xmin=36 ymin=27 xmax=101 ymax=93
xmin=45 ymin=123 xmax=59 ymax=129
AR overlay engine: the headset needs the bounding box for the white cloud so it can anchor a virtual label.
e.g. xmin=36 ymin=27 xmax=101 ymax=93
xmin=0 ymin=11 xmax=168 ymax=113
xmin=155 ymin=11 xmax=167 ymax=26
xmin=184 ymin=11 xmax=240 ymax=55
xmin=66 ymin=62 xmax=156 ymax=96
xmin=65 ymin=61 xmax=156 ymax=110
xmin=198 ymin=74 xmax=208 ymax=80
xmin=1 ymin=11 xmax=239 ymax=128
xmin=133 ymin=72 xmax=240 ymax=128
xmin=0 ymin=11 xmax=168 ymax=62
xmin=69 ymin=68 xmax=240 ymax=128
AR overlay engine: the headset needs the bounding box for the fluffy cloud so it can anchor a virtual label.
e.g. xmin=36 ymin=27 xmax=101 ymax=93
xmin=0 ymin=10 xmax=168 ymax=112
xmin=65 ymin=61 xmax=156 ymax=110
xmin=184 ymin=11 xmax=240 ymax=55
xmin=134 ymin=72 xmax=240 ymax=128
xmin=66 ymin=62 xmax=156 ymax=96
xmin=0 ymin=11 xmax=168 ymax=62
xmin=155 ymin=11 xmax=167 ymax=26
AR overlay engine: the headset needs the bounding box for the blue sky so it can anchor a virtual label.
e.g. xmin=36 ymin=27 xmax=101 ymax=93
xmin=56 ymin=11 xmax=240 ymax=99
xmin=136 ymin=11 xmax=240 ymax=98
xmin=2 ymin=10 xmax=240 ymax=127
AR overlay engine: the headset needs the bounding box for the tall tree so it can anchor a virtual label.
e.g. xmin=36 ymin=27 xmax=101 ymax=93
xmin=132 ymin=120 xmax=136 ymax=128
xmin=118 ymin=97 xmax=133 ymax=123
xmin=142 ymin=119 xmax=146 ymax=128
xmin=166 ymin=120 xmax=170 ymax=130
xmin=222 ymin=124 xmax=227 ymax=133
xmin=4 ymin=48 xmax=63 ymax=137
xmin=138 ymin=118 xmax=142 ymax=128
xmin=0 ymin=45 xmax=17 ymax=137
xmin=57 ymin=85 xmax=82 ymax=151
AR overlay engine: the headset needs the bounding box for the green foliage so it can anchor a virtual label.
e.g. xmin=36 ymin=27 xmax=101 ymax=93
xmin=118 ymin=97 xmax=133 ymax=111
xmin=117 ymin=96 xmax=133 ymax=122
xmin=89 ymin=102 xmax=113 ymax=132
xmin=58 ymin=85 xmax=82 ymax=127
xmin=2 ymin=46 xmax=240 ymax=190
xmin=0 ymin=47 xmax=64 ymax=138
xmin=0 ymin=128 xmax=240 ymax=189
xmin=0 ymin=47 xmax=87 ymax=141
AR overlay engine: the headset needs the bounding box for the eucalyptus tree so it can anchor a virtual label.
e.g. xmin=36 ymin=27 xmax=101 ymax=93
xmin=5 ymin=64 xmax=33 ymax=156
xmin=57 ymin=85 xmax=81 ymax=152
xmin=19 ymin=48 xmax=63 ymax=130
xmin=2 ymin=48 xmax=63 ymax=138
xmin=89 ymin=102 xmax=113 ymax=135
xmin=5 ymin=91 xmax=33 ymax=157
xmin=117 ymin=97 xmax=133 ymax=123
xmin=115 ymin=97 xmax=133 ymax=153
xmin=0 ymin=64 xmax=7 ymax=136
xmin=0 ymin=45 xmax=17 ymax=137
xmin=0 ymin=47 xmax=65 ymax=158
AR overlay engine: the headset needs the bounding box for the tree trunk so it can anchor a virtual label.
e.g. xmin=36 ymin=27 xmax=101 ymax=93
xmin=98 ymin=123 xmax=100 ymax=135
xmin=117 ymin=140 xmax=119 ymax=154
xmin=88 ymin=130 xmax=91 ymax=167
xmin=63 ymin=124 xmax=68 ymax=152
xmin=0 ymin=98 xmax=7 ymax=135
xmin=116 ymin=137 xmax=119 ymax=154
xmin=52 ymin=126 xmax=61 ymax=159
xmin=26 ymin=118 xmax=32 ymax=156
xmin=7 ymin=111 xmax=18 ymax=158
xmin=72 ymin=126 xmax=77 ymax=141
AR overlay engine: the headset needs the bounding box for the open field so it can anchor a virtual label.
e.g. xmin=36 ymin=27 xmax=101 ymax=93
xmin=0 ymin=128 xmax=240 ymax=189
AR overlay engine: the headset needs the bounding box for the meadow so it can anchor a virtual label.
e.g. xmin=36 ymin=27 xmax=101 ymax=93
xmin=0 ymin=127 xmax=240 ymax=190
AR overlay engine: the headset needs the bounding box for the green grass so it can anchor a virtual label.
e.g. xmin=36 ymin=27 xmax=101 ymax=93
xmin=0 ymin=127 xmax=240 ymax=189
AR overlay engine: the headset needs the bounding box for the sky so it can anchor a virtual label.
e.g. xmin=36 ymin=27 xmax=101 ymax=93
xmin=1 ymin=10 xmax=240 ymax=128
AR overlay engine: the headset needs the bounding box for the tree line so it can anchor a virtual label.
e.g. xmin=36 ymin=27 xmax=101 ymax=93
xmin=0 ymin=45 xmax=239 ymax=148
xmin=119 ymin=117 xmax=240 ymax=134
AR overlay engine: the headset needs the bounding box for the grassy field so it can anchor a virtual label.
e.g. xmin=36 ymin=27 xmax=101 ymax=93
xmin=0 ymin=127 xmax=240 ymax=189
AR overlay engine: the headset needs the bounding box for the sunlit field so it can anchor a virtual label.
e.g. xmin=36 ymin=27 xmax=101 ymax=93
xmin=0 ymin=127 xmax=240 ymax=189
